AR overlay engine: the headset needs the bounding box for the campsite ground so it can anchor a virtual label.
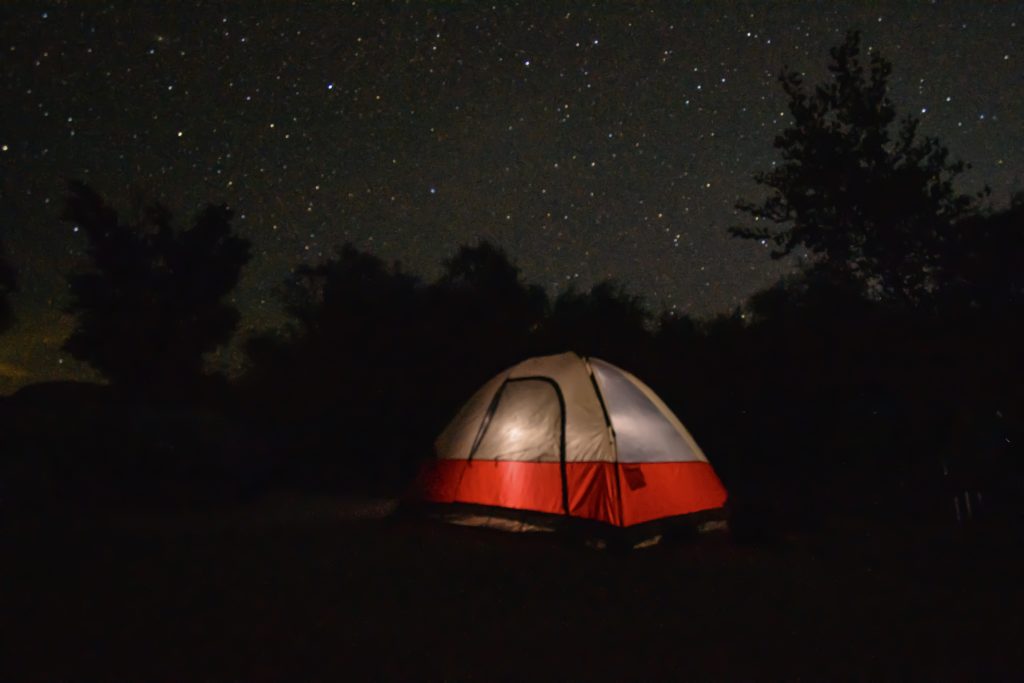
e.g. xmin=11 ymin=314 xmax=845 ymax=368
xmin=3 ymin=498 xmax=1023 ymax=681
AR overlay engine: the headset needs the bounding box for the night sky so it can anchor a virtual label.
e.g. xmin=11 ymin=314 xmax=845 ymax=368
xmin=1 ymin=1 xmax=1021 ymax=393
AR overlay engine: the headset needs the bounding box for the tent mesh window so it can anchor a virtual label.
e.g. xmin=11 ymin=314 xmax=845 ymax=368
xmin=473 ymin=380 xmax=561 ymax=462
xmin=591 ymin=359 xmax=700 ymax=463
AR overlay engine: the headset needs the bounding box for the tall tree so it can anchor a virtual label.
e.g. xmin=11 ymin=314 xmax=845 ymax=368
xmin=242 ymin=243 xmax=425 ymax=415
xmin=433 ymin=241 xmax=547 ymax=376
xmin=63 ymin=182 xmax=250 ymax=395
xmin=436 ymin=241 xmax=547 ymax=324
xmin=536 ymin=280 xmax=650 ymax=366
xmin=262 ymin=244 xmax=423 ymax=387
xmin=938 ymin=194 xmax=1024 ymax=314
xmin=732 ymin=31 xmax=980 ymax=304
xmin=243 ymin=244 xmax=438 ymax=490
xmin=277 ymin=244 xmax=419 ymax=336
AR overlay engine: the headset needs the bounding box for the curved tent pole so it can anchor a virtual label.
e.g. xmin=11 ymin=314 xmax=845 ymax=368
xmin=507 ymin=377 xmax=569 ymax=516
xmin=585 ymin=356 xmax=622 ymax=525
xmin=455 ymin=374 xmax=510 ymax=503
xmin=467 ymin=379 xmax=509 ymax=461
xmin=481 ymin=375 xmax=569 ymax=516
xmin=583 ymin=357 xmax=617 ymax=453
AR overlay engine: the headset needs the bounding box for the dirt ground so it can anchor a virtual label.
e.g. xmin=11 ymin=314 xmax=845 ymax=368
xmin=3 ymin=499 xmax=1022 ymax=681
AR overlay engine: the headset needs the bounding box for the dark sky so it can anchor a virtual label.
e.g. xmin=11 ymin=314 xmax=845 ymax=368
xmin=1 ymin=1 xmax=1021 ymax=393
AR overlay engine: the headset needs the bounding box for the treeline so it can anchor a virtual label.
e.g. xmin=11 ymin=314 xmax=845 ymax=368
xmin=0 ymin=32 xmax=1021 ymax=527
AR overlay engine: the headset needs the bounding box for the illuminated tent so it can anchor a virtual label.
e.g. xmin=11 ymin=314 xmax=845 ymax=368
xmin=416 ymin=352 xmax=727 ymax=529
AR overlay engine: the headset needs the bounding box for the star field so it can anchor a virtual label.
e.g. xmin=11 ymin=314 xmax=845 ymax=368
xmin=0 ymin=1 xmax=1021 ymax=391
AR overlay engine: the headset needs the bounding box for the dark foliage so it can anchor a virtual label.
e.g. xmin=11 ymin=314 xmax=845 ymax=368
xmin=241 ymin=245 xmax=429 ymax=491
xmin=715 ymin=32 xmax=1022 ymax=527
xmin=937 ymin=196 xmax=1024 ymax=315
xmin=239 ymin=241 xmax=550 ymax=493
xmin=0 ymin=380 xmax=264 ymax=511
xmin=432 ymin=241 xmax=548 ymax=381
xmin=62 ymin=182 xmax=251 ymax=397
xmin=534 ymin=280 xmax=650 ymax=367
xmin=732 ymin=30 xmax=982 ymax=305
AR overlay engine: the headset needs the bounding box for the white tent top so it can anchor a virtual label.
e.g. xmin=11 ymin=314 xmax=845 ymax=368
xmin=436 ymin=351 xmax=707 ymax=465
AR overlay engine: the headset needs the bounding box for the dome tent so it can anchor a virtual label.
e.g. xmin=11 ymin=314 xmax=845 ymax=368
xmin=416 ymin=352 xmax=727 ymax=531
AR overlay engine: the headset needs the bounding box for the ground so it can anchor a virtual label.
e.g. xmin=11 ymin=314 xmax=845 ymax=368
xmin=3 ymin=498 xmax=1022 ymax=681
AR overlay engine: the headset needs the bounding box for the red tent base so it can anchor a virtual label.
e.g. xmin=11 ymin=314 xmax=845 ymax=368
xmin=417 ymin=459 xmax=728 ymax=528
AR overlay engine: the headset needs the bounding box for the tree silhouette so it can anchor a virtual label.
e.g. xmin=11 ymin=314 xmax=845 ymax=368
xmin=732 ymin=30 xmax=981 ymax=304
xmin=241 ymin=244 xmax=432 ymax=489
xmin=280 ymin=244 xmax=419 ymax=338
xmin=436 ymin=241 xmax=547 ymax=325
xmin=744 ymin=263 xmax=870 ymax=325
xmin=240 ymin=241 xmax=548 ymax=491
xmin=62 ymin=182 xmax=250 ymax=396
xmin=938 ymin=195 xmax=1024 ymax=315
xmin=535 ymin=280 xmax=650 ymax=366
xmin=247 ymin=243 xmax=423 ymax=399
xmin=432 ymin=241 xmax=547 ymax=380
xmin=0 ymin=233 xmax=14 ymax=335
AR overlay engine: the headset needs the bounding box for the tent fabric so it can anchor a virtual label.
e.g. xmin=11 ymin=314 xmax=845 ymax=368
xmin=589 ymin=358 xmax=706 ymax=463
xmin=473 ymin=380 xmax=561 ymax=462
xmin=417 ymin=352 xmax=727 ymax=528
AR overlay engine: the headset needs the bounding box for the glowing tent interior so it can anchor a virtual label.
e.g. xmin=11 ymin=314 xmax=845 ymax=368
xmin=416 ymin=352 xmax=728 ymax=530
